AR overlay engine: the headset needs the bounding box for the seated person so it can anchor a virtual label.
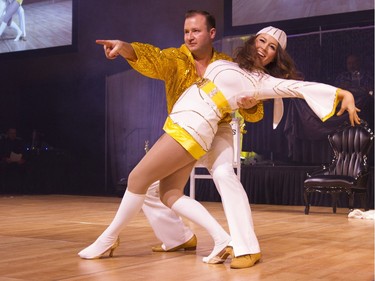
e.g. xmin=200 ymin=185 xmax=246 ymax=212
xmin=334 ymin=54 xmax=374 ymax=127
xmin=334 ymin=54 xmax=373 ymax=93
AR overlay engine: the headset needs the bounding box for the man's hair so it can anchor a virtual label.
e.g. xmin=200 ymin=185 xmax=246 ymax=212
xmin=185 ymin=10 xmax=216 ymax=30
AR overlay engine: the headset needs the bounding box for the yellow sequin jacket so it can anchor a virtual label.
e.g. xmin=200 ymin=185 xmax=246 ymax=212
xmin=127 ymin=42 xmax=264 ymax=123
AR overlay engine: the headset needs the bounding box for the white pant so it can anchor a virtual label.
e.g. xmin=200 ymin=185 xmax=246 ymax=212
xmin=142 ymin=122 xmax=260 ymax=256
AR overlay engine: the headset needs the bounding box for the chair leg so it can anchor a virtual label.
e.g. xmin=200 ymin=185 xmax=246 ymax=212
xmin=304 ymin=190 xmax=310 ymax=215
xmin=331 ymin=193 xmax=338 ymax=213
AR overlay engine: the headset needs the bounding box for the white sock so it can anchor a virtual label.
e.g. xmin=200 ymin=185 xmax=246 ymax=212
xmin=78 ymin=190 xmax=145 ymax=259
xmin=171 ymin=195 xmax=231 ymax=262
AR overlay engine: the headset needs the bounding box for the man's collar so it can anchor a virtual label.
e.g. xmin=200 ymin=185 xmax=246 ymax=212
xmin=180 ymin=44 xmax=215 ymax=63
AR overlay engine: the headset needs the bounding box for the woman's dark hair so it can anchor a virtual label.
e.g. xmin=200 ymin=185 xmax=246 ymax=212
xmin=185 ymin=10 xmax=216 ymax=31
xmin=234 ymin=35 xmax=303 ymax=80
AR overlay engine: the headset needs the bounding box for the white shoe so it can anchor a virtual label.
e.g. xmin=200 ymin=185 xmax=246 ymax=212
xmin=78 ymin=237 xmax=120 ymax=259
xmin=202 ymin=239 xmax=232 ymax=264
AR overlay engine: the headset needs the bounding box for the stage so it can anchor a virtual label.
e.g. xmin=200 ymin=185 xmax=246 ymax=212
xmin=0 ymin=195 xmax=373 ymax=280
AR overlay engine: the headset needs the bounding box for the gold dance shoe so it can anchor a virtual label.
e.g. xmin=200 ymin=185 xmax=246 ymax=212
xmin=152 ymin=234 xmax=197 ymax=252
xmin=230 ymin=252 xmax=261 ymax=269
xmin=204 ymin=246 xmax=233 ymax=264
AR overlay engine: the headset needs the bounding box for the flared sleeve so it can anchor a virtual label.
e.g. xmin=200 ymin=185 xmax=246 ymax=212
xmin=256 ymin=75 xmax=340 ymax=128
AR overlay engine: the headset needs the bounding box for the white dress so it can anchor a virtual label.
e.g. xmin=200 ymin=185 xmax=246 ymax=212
xmin=164 ymin=60 xmax=339 ymax=159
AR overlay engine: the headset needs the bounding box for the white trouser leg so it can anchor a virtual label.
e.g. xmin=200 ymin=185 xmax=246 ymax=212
xmin=142 ymin=181 xmax=194 ymax=249
xmin=171 ymin=195 xmax=231 ymax=261
xmin=17 ymin=6 xmax=25 ymax=37
xmin=212 ymin=163 xmax=260 ymax=256
xmin=78 ymin=190 xmax=145 ymax=259
xmin=204 ymin=123 xmax=260 ymax=256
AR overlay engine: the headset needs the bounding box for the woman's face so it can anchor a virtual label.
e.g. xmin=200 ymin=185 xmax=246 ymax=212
xmin=255 ymin=33 xmax=278 ymax=66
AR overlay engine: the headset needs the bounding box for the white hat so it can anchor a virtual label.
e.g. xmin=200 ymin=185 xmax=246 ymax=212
xmin=256 ymin=26 xmax=287 ymax=50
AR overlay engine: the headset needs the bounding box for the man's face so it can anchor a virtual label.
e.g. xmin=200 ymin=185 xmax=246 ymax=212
xmin=183 ymin=14 xmax=215 ymax=56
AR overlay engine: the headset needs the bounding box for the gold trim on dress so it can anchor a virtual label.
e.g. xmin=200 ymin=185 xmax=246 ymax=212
xmin=163 ymin=117 xmax=206 ymax=160
xmin=196 ymin=78 xmax=232 ymax=117
xmin=322 ymin=89 xmax=340 ymax=122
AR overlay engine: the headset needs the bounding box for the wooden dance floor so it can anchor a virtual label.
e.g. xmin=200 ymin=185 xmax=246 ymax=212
xmin=0 ymin=195 xmax=373 ymax=281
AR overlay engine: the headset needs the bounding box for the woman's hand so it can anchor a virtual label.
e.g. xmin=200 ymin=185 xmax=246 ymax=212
xmin=336 ymin=89 xmax=361 ymax=126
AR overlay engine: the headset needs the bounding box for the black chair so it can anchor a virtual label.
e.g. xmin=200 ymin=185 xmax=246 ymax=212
xmin=304 ymin=120 xmax=374 ymax=214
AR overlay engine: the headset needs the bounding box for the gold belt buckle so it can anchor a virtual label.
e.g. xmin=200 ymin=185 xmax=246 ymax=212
xmin=195 ymin=78 xmax=209 ymax=88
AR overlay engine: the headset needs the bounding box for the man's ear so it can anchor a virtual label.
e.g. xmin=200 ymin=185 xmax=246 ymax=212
xmin=210 ymin=28 xmax=216 ymax=40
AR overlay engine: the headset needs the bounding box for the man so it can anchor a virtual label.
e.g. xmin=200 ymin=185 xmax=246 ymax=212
xmin=0 ymin=127 xmax=25 ymax=163
xmin=334 ymin=54 xmax=374 ymax=94
xmin=334 ymin=54 xmax=374 ymax=127
xmin=96 ymin=10 xmax=263 ymax=269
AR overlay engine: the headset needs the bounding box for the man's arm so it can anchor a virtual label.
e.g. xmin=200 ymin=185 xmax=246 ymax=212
xmin=96 ymin=40 xmax=137 ymax=61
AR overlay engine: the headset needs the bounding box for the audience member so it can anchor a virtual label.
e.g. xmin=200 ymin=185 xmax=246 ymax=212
xmin=334 ymin=54 xmax=374 ymax=127
xmin=0 ymin=127 xmax=27 ymax=193
xmin=335 ymin=54 xmax=373 ymax=93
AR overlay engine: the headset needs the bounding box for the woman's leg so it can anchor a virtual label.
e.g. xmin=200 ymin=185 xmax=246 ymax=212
xmin=78 ymin=190 xmax=145 ymax=259
xmin=127 ymin=133 xmax=196 ymax=194
xmin=10 ymin=21 xmax=22 ymax=41
xmin=78 ymin=134 xmax=196 ymax=259
xmin=142 ymin=181 xmax=196 ymax=251
xmin=158 ymin=161 xmax=231 ymax=263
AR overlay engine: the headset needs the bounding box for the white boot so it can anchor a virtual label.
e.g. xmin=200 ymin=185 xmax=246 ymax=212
xmin=10 ymin=21 xmax=22 ymax=41
xmin=78 ymin=190 xmax=146 ymax=259
xmin=171 ymin=195 xmax=232 ymax=264
xmin=0 ymin=21 xmax=6 ymax=37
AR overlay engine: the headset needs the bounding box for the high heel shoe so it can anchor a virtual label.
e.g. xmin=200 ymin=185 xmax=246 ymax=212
xmin=202 ymin=246 xmax=233 ymax=264
xmin=78 ymin=237 xmax=120 ymax=259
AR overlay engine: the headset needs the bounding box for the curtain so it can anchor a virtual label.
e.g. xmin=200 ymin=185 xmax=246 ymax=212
xmin=106 ymin=70 xmax=166 ymax=190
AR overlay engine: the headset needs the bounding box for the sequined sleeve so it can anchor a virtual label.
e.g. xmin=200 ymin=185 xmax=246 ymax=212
xmin=238 ymin=102 xmax=264 ymax=123
xmin=127 ymin=42 xmax=179 ymax=81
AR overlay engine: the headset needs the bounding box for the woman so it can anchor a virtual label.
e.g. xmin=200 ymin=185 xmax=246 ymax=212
xmin=79 ymin=26 xmax=360 ymax=264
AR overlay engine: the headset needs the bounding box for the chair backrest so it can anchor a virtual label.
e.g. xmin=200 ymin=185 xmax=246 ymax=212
xmin=230 ymin=118 xmax=242 ymax=171
xmin=328 ymin=121 xmax=374 ymax=177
